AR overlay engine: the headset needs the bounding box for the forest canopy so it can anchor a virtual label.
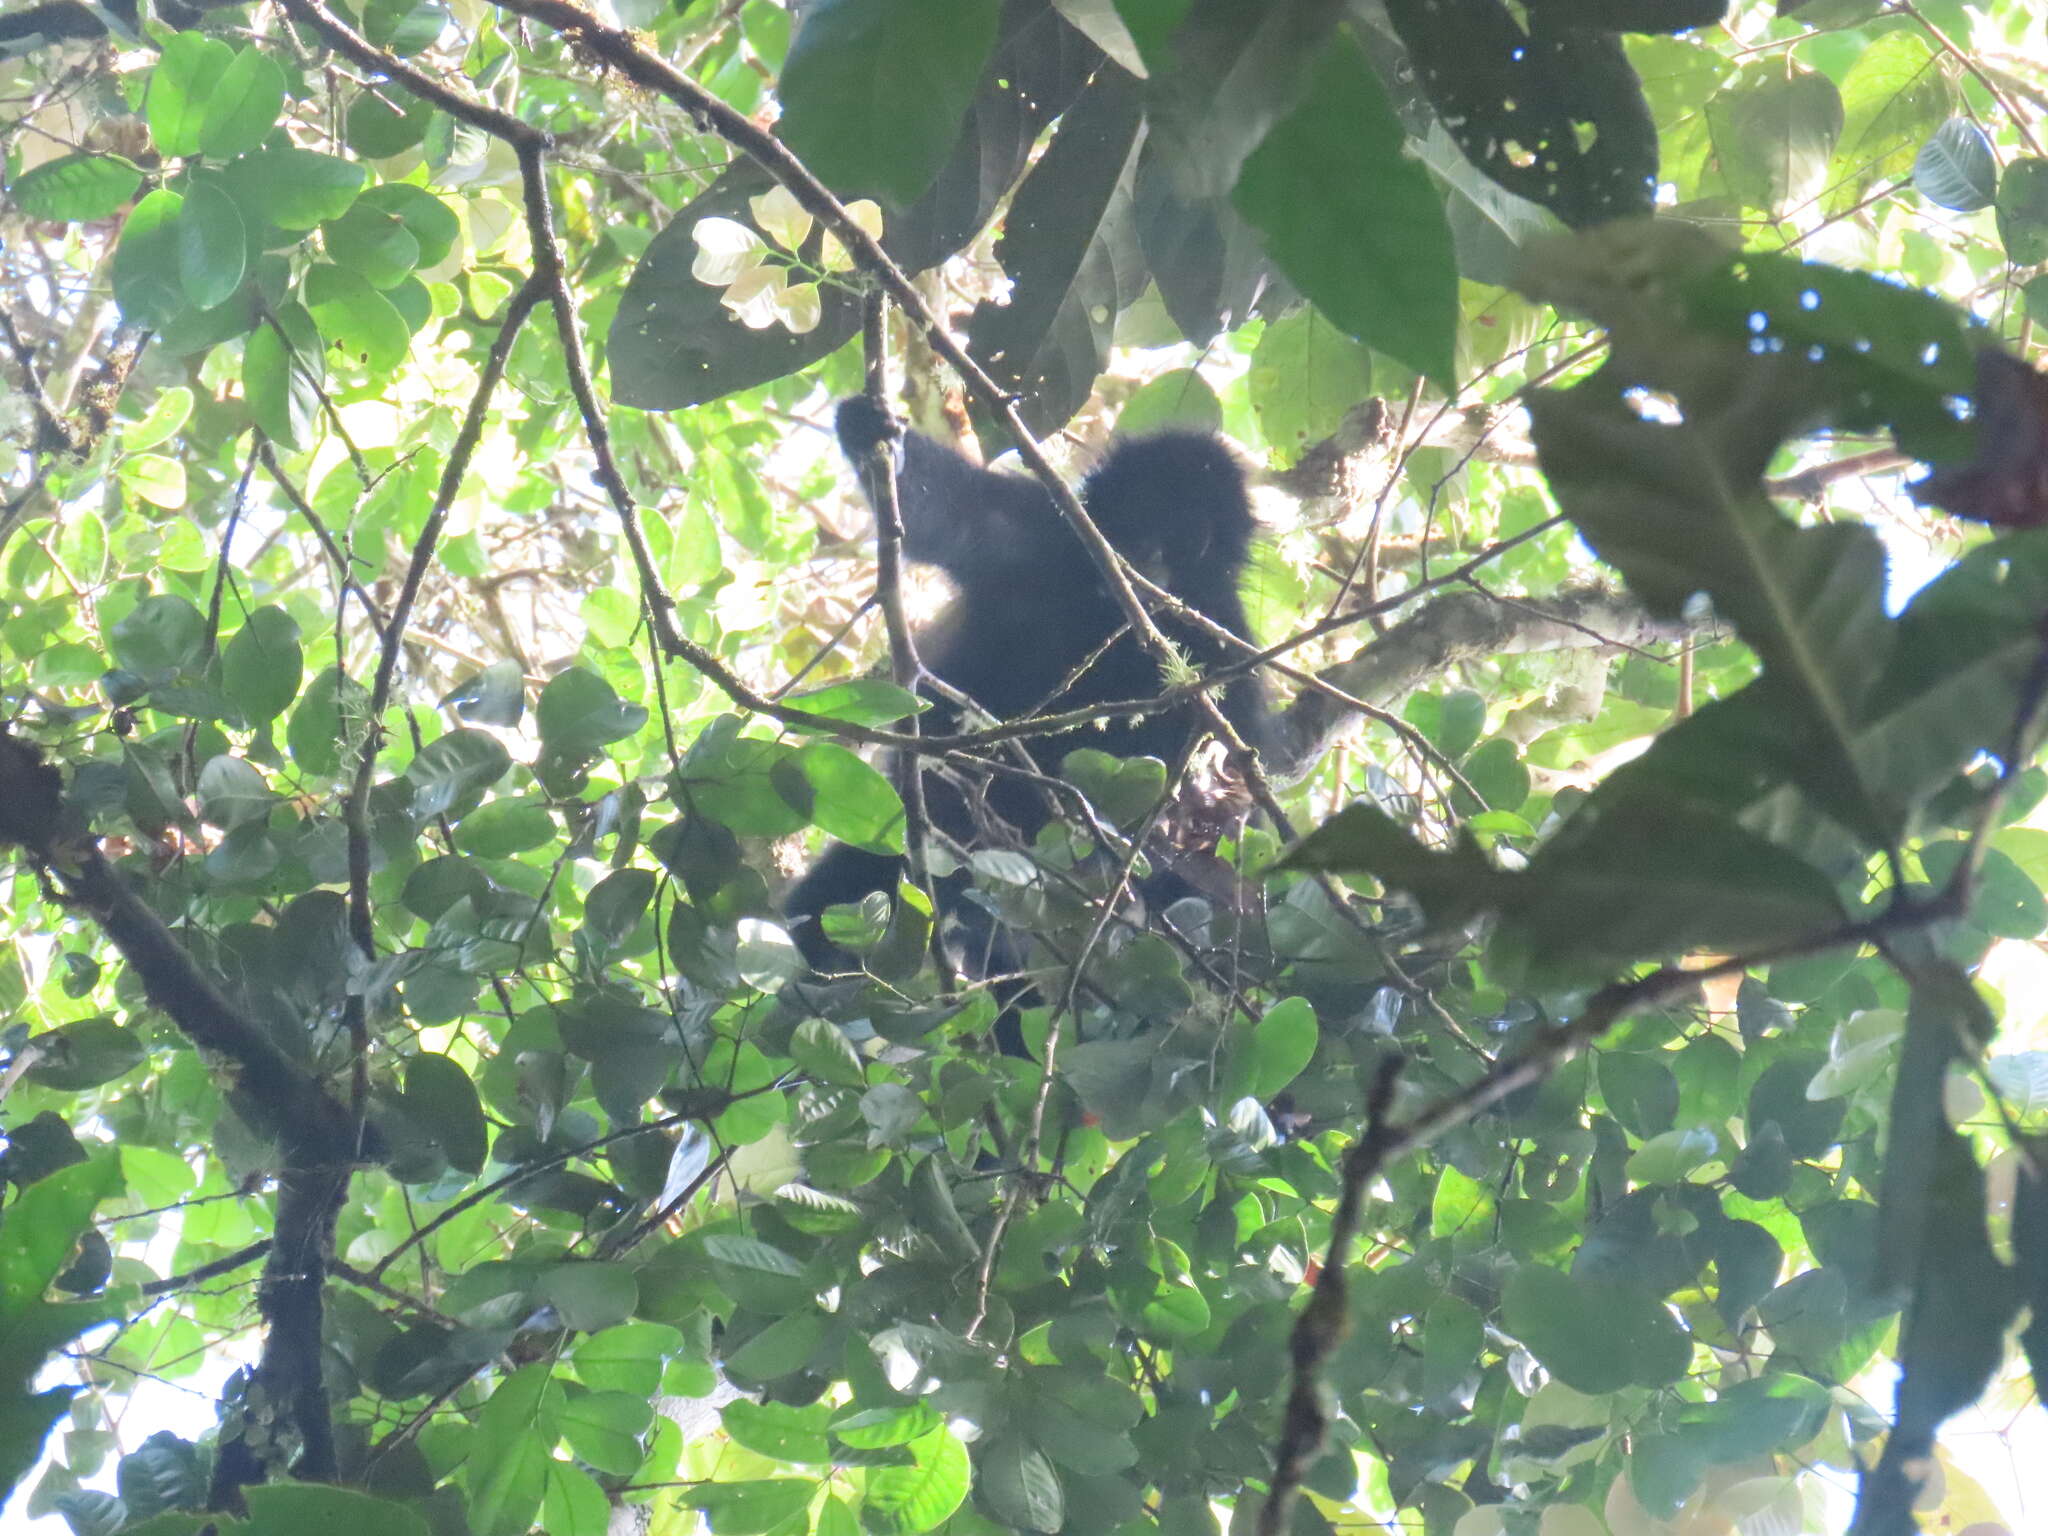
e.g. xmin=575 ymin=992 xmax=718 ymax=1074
xmin=4 ymin=1 xmax=2048 ymax=1535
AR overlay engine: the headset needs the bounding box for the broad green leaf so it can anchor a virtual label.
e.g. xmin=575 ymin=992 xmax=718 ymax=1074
xmin=178 ymin=179 xmax=246 ymax=311
xmin=241 ymin=1484 xmax=431 ymax=1536
xmin=148 ymin=33 xmax=232 ymax=159
xmin=8 ymin=154 xmax=142 ymax=222
xmin=223 ymin=147 xmax=366 ymax=231
xmin=288 ymin=665 xmax=371 ymax=778
xmin=198 ymin=47 xmax=287 ymax=160
xmin=108 ymin=594 xmax=205 ymax=674
xmin=1222 ymin=995 xmax=1317 ymax=1104
xmin=797 ymin=741 xmax=904 ymax=854
xmin=321 ymin=201 xmax=422 ymax=291
xmin=1998 ymin=158 xmax=2048 ymax=266
xmin=242 ymin=311 xmax=317 ymax=450
xmin=453 ymin=798 xmax=556 ymax=858
xmin=537 ymin=667 xmax=648 ymax=754
xmin=442 ymin=659 xmax=525 ymax=726
xmin=1914 ymin=117 xmax=1996 ymax=211
xmin=689 ymin=1479 xmax=817 ymax=1535
xmin=583 ymin=868 xmax=655 ymax=953
xmin=1248 ymin=305 xmax=1374 ymax=467
xmin=571 ymin=1322 xmax=680 ymax=1396
xmin=777 ymin=0 xmax=1000 ymax=207
xmin=1502 ymin=1266 xmax=1691 ymax=1394
xmin=557 ymin=1389 xmax=651 ymax=1475
xmin=125 ymin=386 xmax=194 ymax=453
xmin=783 ymin=677 xmax=924 ymax=730
xmin=303 ymin=263 xmax=410 ymax=374
xmin=403 ymin=1052 xmax=488 ymax=1174
xmin=361 ymin=183 xmax=461 ymax=268
xmin=110 ymin=190 xmax=186 ymax=331
xmin=221 ymin=606 xmax=304 ymax=723
xmin=975 ymin=1435 xmax=1063 ymax=1533
xmin=722 ymin=1399 xmax=833 ymax=1464
xmin=863 ymin=1426 xmax=969 ymax=1534
xmin=538 ymin=1263 xmax=638 ymax=1332
xmin=1234 ymin=30 xmax=1458 ymax=387
xmin=119 ymin=453 xmax=187 ymax=510
xmin=346 ymin=86 xmax=433 ymax=157
xmin=405 ymin=728 xmax=512 ymax=819
xmin=197 ymin=755 xmax=273 ymax=830
xmin=1833 ymin=32 xmax=1949 ymax=195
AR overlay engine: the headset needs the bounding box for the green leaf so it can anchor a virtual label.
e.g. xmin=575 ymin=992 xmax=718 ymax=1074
xmin=1999 ymin=157 xmax=2048 ymax=268
xmin=783 ymin=677 xmax=924 ymax=729
xmin=1060 ymin=749 xmax=1166 ymax=828
xmin=148 ymin=33 xmax=233 ymax=159
xmin=724 ymin=1310 xmax=826 ymax=1380
xmin=442 ymin=659 xmax=525 ymax=726
xmin=346 ymin=86 xmax=433 ymax=157
xmin=1625 ymin=1127 xmax=1719 ymax=1185
xmin=1833 ymin=31 xmax=1949 ymax=197
xmin=468 ymin=1365 xmax=557 ymax=1533
xmin=1703 ymin=65 xmax=1842 ymax=213
xmin=125 ymin=386 xmax=194 ymax=453
xmin=537 ymin=667 xmax=648 ymax=754
xmin=361 ymin=183 xmax=460 ymax=268
xmin=791 ymin=1017 xmax=866 ymax=1088
xmin=557 ymin=1389 xmax=651 ymax=1476
xmin=222 ymin=606 xmax=303 ymax=723
xmin=118 ymin=453 xmax=187 ymax=510
xmin=1914 ymin=118 xmax=1997 ymax=212
xmin=1248 ymin=305 xmax=1374 ymax=467
xmin=690 ymin=1479 xmax=818 ymax=1535
xmin=1278 ymin=802 xmax=1505 ymax=929
xmin=797 ymin=742 xmax=904 ymax=854
xmin=1117 ymin=368 xmax=1223 ymax=435
xmin=178 ymin=179 xmax=246 ymax=311
xmin=108 ymin=593 xmax=205 ymax=674
xmin=976 ymin=1435 xmax=1063 ymax=1533
xmin=197 ymin=755 xmax=274 ymax=830
xmin=1502 ymin=1266 xmax=1691 ymax=1394
xmin=1755 ymin=1268 xmax=1849 ymax=1365
xmin=243 ymin=307 xmax=322 ymax=450
xmin=303 ymin=263 xmax=411 ymax=374
xmin=1223 ymin=995 xmax=1318 ymax=1104
xmin=223 ymin=147 xmax=366 ymax=231
xmin=321 ymin=201 xmax=422 ymax=291
xmin=363 ymin=0 xmax=446 ymax=54
xmin=0 ymin=1158 xmax=122 ymax=1491
xmin=198 ymin=47 xmax=287 ymax=160
xmin=8 ymin=154 xmax=143 ymax=222
xmin=777 ymin=0 xmax=1001 ymax=206
xmin=404 ymin=1052 xmax=488 ymax=1174
xmin=721 ymin=1399 xmax=833 ymax=1464
xmin=110 ymin=189 xmax=187 ymax=331
xmin=863 ymin=1426 xmax=969 ymax=1534
xmin=241 ymin=1484 xmax=431 ymax=1536
xmin=406 ymin=728 xmax=513 ymax=819
xmin=453 ymin=798 xmax=556 ymax=858
xmin=1525 ymin=374 xmax=1896 ymax=843
xmin=538 ymin=1263 xmax=639 ymax=1332
xmin=571 ymin=1322 xmax=680 ymax=1396
xmin=539 ymin=1462 xmax=608 ymax=1536
xmin=288 ymin=665 xmax=371 ymax=778
xmin=583 ymin=868 xmax=655 ymax=954
xmin=1234 ymin=29 xmax=1458 ymax=387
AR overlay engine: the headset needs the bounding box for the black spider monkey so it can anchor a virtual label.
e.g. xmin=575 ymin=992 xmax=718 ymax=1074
xmin=783 ymin=396 xmax=1271 ymax=995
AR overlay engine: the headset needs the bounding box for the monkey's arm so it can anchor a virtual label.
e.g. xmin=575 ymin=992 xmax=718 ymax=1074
xmin=834 ymin=398 xmax=1061 ymax=579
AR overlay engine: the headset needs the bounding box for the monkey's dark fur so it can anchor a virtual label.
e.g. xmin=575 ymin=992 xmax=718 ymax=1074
xmin=783 ymin=397 xmax=1270 ymax=971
